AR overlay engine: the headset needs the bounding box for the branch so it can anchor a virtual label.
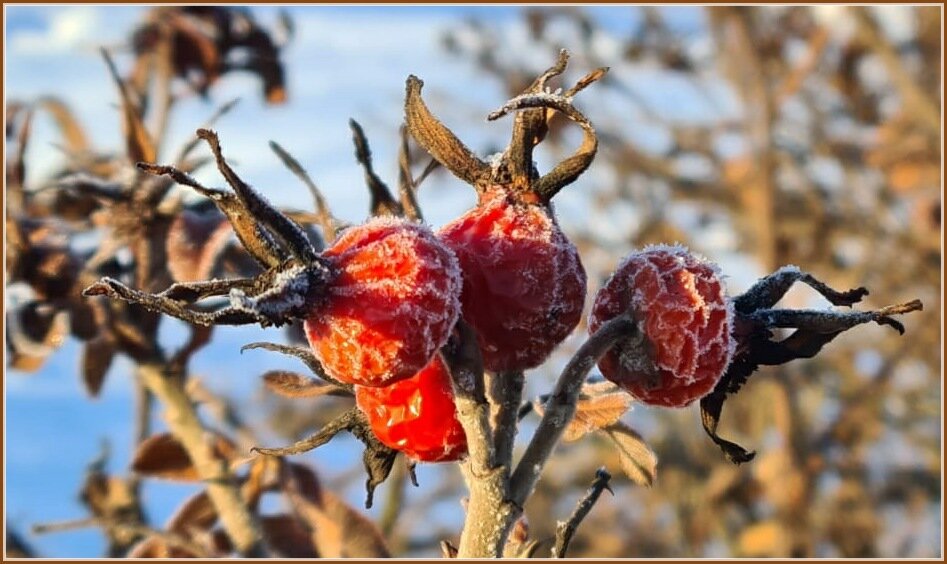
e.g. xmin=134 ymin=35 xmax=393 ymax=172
xmin=509 ymin=314 xmax=636 ymax=506
xmin=136 ymin=363 xmax=267 ymax=557
xmin=552 ymin=467 xmax=613 ymax=558
xmin=440 ymin=321 xmax=517 ymax=558
xmin=488 ymin=370 xmax=524 ymax=470
xmin=33 ymin=516 xmax=212 ymax=558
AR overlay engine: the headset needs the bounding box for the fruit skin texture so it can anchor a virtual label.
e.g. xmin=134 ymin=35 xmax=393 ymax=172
xmin=355 ymin=357 xmax=467 ymax=462
xmin=304 ymin=217 xmax=462 ymax=388
xmin=438 ymin=187 xmax=587 ymax=372
xmin=588 ymin=245 xmax=734 ymax=408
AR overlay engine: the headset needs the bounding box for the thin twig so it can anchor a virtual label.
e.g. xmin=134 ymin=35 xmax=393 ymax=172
xmin=509 ymin=314 xmax=636 ymax=506
xmin=551 ymin=467 xmax=613 ymax=558
xmin=137 ymin=363 xmax=267 ymax=557
xmin=32 ymin=516 xmax=212 ymax=558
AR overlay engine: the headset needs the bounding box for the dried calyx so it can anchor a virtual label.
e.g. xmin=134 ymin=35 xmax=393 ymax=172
xmin=701 ymin=266 xmax=923 ymax=464
xmin=84 ymin=128 xmax=333 ymax=329
xmin=404 ymin=48 xmax=608 ymax=204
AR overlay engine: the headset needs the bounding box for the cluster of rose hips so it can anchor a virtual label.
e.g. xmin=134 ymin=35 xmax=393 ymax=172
xmin=85 ymin=51 xmax=920 ymax=469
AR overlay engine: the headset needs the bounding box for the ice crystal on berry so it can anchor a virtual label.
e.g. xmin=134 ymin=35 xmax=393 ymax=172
xmin=589 ymin=244 xmax=733 ymax=408
xmin=305 ymin=216 xmax=463 ymax=387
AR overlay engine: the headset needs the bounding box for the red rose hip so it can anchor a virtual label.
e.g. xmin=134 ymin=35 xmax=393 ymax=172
xmin=588 ymin=245 xmax=734 ymax=407
xmin=438 ymin=187 xmax=587 ymax=372
xmin=304 ymin=217 xmax=462 ymax=387
xmin=355 ymin=357 xmax=467 ymax=462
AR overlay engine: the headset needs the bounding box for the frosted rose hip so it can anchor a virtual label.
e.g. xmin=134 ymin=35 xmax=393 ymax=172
xmin=304 ymin=217 xmax=462 ymax=387
xmin=438 ymin=187 xmax=587 ymax=372
xmin=355 ymin=357 xmax=467 ymax=462
xmin=588 ymin=245 xmax=734 ymax=407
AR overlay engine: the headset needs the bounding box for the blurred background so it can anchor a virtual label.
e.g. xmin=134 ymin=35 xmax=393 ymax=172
xmin=5 ymin=5 xmax=941 ymax=558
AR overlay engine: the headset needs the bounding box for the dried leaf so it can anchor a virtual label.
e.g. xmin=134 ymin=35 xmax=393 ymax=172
xmin=81 ymin=336 xmax=117 ymax=397
xmin=602 ymin=422 xmax=657 ymax=487
xmin=132 ymin=433 xmax=237 ymax=481
xmin=261 ymin=515 xmax=317 ymax=558
xmin=533 ymin=381 xmax=632 ymax=442
xmin=566 ymin=384 xmax=633 ymax=442
xmin=262 ymin=370 xmax=342 ymax=398
xmin=281 ymin=463 xmax=390 ymax=558
xmin=101 ymin=49 xmax=156 ymax=164
xmin=166 ymin=491 xmax=217 ymax=534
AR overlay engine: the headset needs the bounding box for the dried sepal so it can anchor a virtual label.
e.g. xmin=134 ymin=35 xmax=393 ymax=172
xmin=261 ymin=370 xmax=350 ymax=399
xmin=700 ymin=265 xmax=924 ymax=464
xmin=251 ymin=407 xmax=397 ymax=509
xmin=487 ymin=84 xmax=602 ymax=202
xmin=196 ymin=128 xmax=320 ymax=264
xmin=349 ymin=119 xmax=402 ymax=217
xmin=404 ymin=75 xmax=491 ymax=189
xmin=138 ymin=162 xmax=284 ymax=269
xmin=268 ymin=140 xmax=338 ymax=242
xmin=397 ymin=124 xmax=424 ymax=221
xmin=241 ymin=341 xmax=350 ymax=391
xmin=505 ymin=48 xmax=569 ymax=183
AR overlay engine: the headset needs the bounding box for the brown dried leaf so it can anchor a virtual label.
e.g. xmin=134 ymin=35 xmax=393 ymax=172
xmin=602 ymin=422 xmax=657 ymax=487
xmin=166 ymin=491 xmax=217 ymax=534
xmin=132 ymin=433 xmax=237 ymax=481
xmin=35 ymin=97 xmax=89 ymax=155
xmin=81 ymin=336 xmax=117 ymax=397
xmin=101 ymin=48 xmax=156 ymax=164
xmin=262 ymin=370 xmax=341 ymax=399
xmin=533 ymin=381 xmax=632 ymax=442
xmin=565 ymin=383 xmax=633 ymax=442
xmin=281 ymin=463 xmax=390 ymax=558
xmin=262 ymin=515 xmax=318 ymax=558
